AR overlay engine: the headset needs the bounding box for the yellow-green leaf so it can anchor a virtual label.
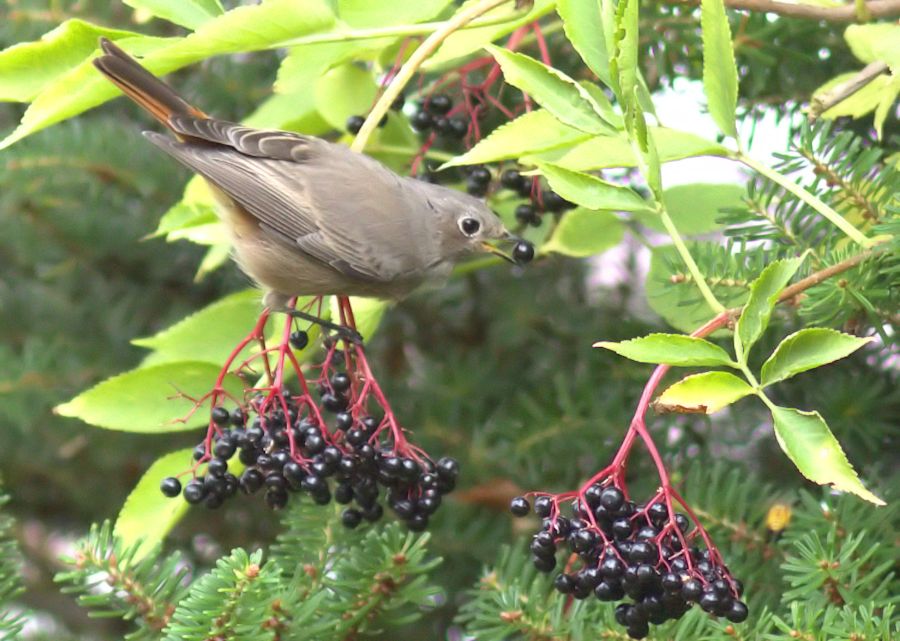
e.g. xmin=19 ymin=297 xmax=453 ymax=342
xmin=485 ymin=45 xmax=615 ymax=135
xmin=771 ymin=406 xmax=884 ymax=505
xmin=655 ymin=371 xmax=753 ymax=414
xmin=761 ymin=329 xmax=873 ymax=387
xmin=735 ymin=256 xmax=805 ymax=360
xmin=542 ymin=208 xmax=623 ymax=257
xmin=536 ymin=162 xmax=650 ymax=212
xmin=441 ymin=109 xmax=592 ymax=168
xmin=700 ymin=0 xmax=739 ymax=139
xmin=595 ymin=334 xmax=735 ymax=367
xmin=55 ymin=362 xmax=244 ymax=432
xmin=557 ymin=0 xmax=611 ymax=86
xmin=124 ymin=0 xmax=224 ymax=30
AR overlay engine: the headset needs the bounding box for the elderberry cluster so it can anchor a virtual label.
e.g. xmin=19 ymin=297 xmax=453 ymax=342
xmin=510 ymin=485 xmax=748 ymax=639
xmin=409 ymin=93 xmax=469 ymax=141
xmin=160 ymin=373 xmax=459 ymax=531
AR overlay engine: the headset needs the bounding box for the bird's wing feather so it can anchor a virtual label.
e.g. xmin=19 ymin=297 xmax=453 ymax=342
xmin=167 ymin=115 xmax=321 ymax=162
xmin=143 ymin=131 xmax=429 ymax=282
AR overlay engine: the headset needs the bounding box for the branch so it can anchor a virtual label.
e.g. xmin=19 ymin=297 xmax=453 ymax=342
xmin=808 ymin=61 xmax=890 ymax=121
xmin=667 ymin=0 xmax=900 ymax=21
xmin=620 ymin=244 xmax=884 ymax=459
xmin=351 ymin=0 xmax=525 ymax=153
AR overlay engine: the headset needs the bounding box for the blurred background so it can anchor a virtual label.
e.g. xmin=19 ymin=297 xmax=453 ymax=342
xmin=1 ymin=1 xmax=897 ymax=639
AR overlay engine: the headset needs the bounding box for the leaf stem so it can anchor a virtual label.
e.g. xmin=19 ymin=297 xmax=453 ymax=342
xmin=351 ymin=0 xmax=521 ymax=153
xmin=736 ymin=153 xmax=875 ymax=248
xmin=658 ymin=208 xmax=726 ymax=314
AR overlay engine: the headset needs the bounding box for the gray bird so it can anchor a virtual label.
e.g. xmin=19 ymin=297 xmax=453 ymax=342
xmin=92 ymin=38 xmax=532 ymax=341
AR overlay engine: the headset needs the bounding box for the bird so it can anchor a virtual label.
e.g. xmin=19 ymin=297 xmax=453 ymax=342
xmin=91 ymin=38 xmax=533 ymax=342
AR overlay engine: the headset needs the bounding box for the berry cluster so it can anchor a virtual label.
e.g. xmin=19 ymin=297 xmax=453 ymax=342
xmin=345 ymin=92 xmax=405 ymax=134
xmin=409 ymin=93 xmax=469 ymax=141
xmin=510 ymin=485 xmax=748 ymax=639
xmin=160 ymin=303 xmax=459 ymax=531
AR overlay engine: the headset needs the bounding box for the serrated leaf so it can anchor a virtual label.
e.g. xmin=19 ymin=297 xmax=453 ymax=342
xmin=535 ymin=162 xmax=650 ymax=212
xmin=123 ymin=0 xmax=224 ymax=30
xmin=542 ymin=208 xmax=623 ymax=257
xmin=844 ymin=23 xmax=900 ymax=72
xmin=425 ymin=0 xmax=555 ymax=70
xmin=1 ymin=0 xmax=336 ymax=149
xmin=0 ymin=20 xmax=137 ymax=102
xmin=557 ymin=0 xmax=611 ymax=86
xmin=735 ymin=256 xmax=805 ymax=359
xmin=313 ymin=62 xmax=377 ymax=131
xmin=441 ymin=109 xmax=591 ymax=168
xmin=595 ymin=334 xmax=735 ymax=366
xmin=611 ymin=0 xmax=638 ymax=100
xmin=339 ymin=0 xmax=451 ymax=27
xmin=55 ymin=362 xmax=244 ymax=432
xmin=485 ymin=45 xmax=615 ymax=135
xmin=114 ymin=448 xmax=194 ymax=560
xmin=545 ymin=128 xmax=728 ymax=171
xmin=771 ymin=406 xmax=884 ymax=505
xmin=635 ymin=183 xmax=744 ymax=235
xmin=760 ymin=329 xmax=873 ymax=387
xmin=134 ymin=289 xmax=263 ymax=366
xmin=701 ymin=0 xmax=739 ymax=139
xmin=656 ymin=371 xmax=753 ymax=414
xmin=623 ymin=92 xmax=662 ymax=200
xmin=329 ymin=296 xmax=389 ymax=341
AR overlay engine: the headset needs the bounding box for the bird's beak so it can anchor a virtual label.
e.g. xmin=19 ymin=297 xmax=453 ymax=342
xmin=481 ymin=240 xmax=516 ymax=264
xmin=482 ymin=232 xmax=532 ymax=265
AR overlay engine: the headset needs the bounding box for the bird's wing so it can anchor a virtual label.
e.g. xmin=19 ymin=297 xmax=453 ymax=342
xmin=144 ymin=124 xmax=430 ymax=283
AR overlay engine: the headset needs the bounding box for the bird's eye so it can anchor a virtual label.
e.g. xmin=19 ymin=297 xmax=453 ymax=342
xmin=459 ymin=217 xmax=481 ymax=236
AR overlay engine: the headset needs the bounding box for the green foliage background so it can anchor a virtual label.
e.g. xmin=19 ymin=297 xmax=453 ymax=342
xmin=0 ymin=0 xmax=897 ymax=640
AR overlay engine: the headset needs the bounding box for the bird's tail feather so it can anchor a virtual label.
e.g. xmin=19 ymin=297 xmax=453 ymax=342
xmin=92 ymin=37 xmax=206 ymax=130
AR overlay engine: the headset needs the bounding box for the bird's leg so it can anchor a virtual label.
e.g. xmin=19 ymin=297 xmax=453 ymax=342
xmin=283 ymin=307 xmax=364 ymax=345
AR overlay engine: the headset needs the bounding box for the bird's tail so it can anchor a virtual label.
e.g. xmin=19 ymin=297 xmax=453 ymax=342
xmin=92 ymin=37 xmax=207 ymax=130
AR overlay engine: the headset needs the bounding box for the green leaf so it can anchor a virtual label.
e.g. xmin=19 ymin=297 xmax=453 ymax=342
xmin=313 ymin=62 xmax=377 ymax=131
xmin=556 ymin=0 xmax=611 ymax=86
xmin=339 ymin=0 xmax=451 ymax=27
xmin=0 ymin=20 xmax=137 ymax=102
xmin=646 ymin=245 xmax=749 ymax=333
xmin=700 ymin=0 xmax=739 ymax=139
xmin=595 ymin=334 xmax=735 ymax=366
xmin=771 ymin=406 xmax=884 ymax=505
xmin=535 ymin=162 xmax=650 ymax=212
xmin=623 ymin=92 xmax=662 ymax=200
xmin=542 ymin=208 xmax=623 ymax=257
xmin=760 ymin=329 xmax=873 ymax=387
xmin=154 ymin=176 xmax=217 ymax=237
xmin=611 ymin=0 xmax=638 ymax=100
xmin=123 ymin=0 xmax=224 ymax=30
xmin=844 ymin=23 xmax=900 ymax=72
xmin=425 ymin=0 xmax=555 ymax=70
xmin=484 ymin=45 xmax=615 ymax=135
xmin=814 ymin=73 xmax=898 ymax=121
xmin=544 ymin=128 xmax=728 ymax=171
xmin=735 ymin=256 xmax=805 ymax=359
xmin=441 ymin=109 xmax=592 ymax=168
xmin=1 ymin=0 xmax=336 ymax=149
xmin=330 ymin=297 xmax=389 ymax=340
xmin=114 ymin=448 xmax=194 ymax=560
xmin=55 ymin=362 xmax=244 ymax=432
xmin=655 ymin=371 xmax=753 ymax=414
xmin=134 ymin=290 xmax=263 ymax=366
xmin=635 ymin=183 xmax=744 ymax=235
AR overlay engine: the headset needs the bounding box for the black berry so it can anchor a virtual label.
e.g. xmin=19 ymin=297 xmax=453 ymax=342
xmin=160 ymin=477 xmax=181 ymax=498
xmin=346 ymin=114 xmax=365 ymax=134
